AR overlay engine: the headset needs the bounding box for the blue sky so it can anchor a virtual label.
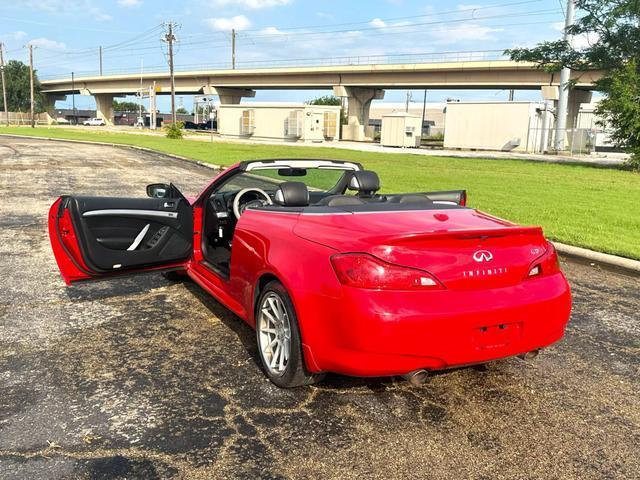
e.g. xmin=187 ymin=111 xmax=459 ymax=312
xmin=0 ymin=0 xmax=570 ymax=111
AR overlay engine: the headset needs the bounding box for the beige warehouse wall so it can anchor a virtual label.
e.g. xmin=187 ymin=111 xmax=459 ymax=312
xmin=370 ymin=104 xmax=446 ymax=129
xmin=444 ymin=102 xmax=539 ymax=152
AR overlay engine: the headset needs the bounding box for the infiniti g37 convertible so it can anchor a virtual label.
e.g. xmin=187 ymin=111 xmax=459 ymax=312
xmin=49 ymin=159 xmax=572 ymax=387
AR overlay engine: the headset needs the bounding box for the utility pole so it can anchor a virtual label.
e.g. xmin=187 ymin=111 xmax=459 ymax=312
xmin=0 ymin=42 xmax=8 ymax=126
xmin=28 ymin=43 xmax=34 ymax=128
xmin=508 ymin=89 xmax=515 ymax=101
xmin=71 ymin=71 xmax=76 ymax=125
xmin=420 ymin=89 xmax=428 ymax=137
xmin=231 ymin=29 xmax=236 ymax=69
xmin=163 ymin=22 xmax=177 ymax=124
xmin=405 ymin=91 xmax=412 ymax=112
xmin=99 ymin=46 xmax=103 ymax=76
xmin=554 ymin=0 xmax=575 ymax=151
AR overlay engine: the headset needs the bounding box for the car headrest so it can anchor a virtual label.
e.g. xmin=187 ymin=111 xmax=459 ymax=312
xmin=348 ymin=170 xmax=380 ymax=194
xmin=274 ymin=181 xmax=309 ymax=207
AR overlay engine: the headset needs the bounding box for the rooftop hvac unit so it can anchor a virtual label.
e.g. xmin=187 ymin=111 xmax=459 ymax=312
xmin=287 ymin=110 xmax=303 ymax=137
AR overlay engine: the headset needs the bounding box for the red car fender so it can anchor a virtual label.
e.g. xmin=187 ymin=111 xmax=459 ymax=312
xmin=230 ymin=210 xmax=341 ymax=373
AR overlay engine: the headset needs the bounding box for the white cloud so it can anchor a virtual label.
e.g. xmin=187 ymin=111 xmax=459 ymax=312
xmin=551 ymin=22 xmax=599 ymax=49
xmin=117 ymin=0 xmax=142 ymax=6
xmin=30 ymin=37 xmax=66 ymax=50
xmin=206 ymin=15 xmax=251 ymax=31
xmin=259 ymin=27 xmax=286 ymax=35
xmin=457 ymin=4 xmax=482 ymax=10
xmin=13 ymin=0 xmax=62 ymax=11
xmin=552 ymin=22 xmax=565 ymax=31
xmin=429 ymin=24 xmax=503 ymax=44
xmin=369 ymin=18 xmax=411 ymax=29
xmin=95 ymin=12 xmax=113 ymax=21
xmin=210 ymin=0 xmax=292 ymax=9
xmin=13 ymin=1 xmax=112 ymax=20
xmin=8 ymin=31 xmax=28 ymax=40
xmin=572 ymin=32 xmax=599 ymax=49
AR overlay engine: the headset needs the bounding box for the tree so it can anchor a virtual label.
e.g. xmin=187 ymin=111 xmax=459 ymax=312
xmin=113 ymin=100 xmax=145 ymax=112
xmin=175 ymin=107 xmax=188 ymax=114
xmin=505 ymin=0 xmax=640 ymax=169
xmin=307 ymin=94 xmax=347 ymax=125
xmin=0 ymin=60 xmax=45 ymax=112
xmin=308 ymin=95 xmax=341 ymax=106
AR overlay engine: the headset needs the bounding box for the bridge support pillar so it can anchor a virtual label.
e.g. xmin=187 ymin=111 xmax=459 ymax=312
xmin=94 ymin=94 xmax=115 ymax=126
xmin=566 ymin=89 xmax=592 ymax=129
xmin=44 ymin=94 xmax=65 ymax=125
xmin=334 ymin=86 xmax=384 ymax=142
xmin=202 ymin=86 xmax=255 ymax=104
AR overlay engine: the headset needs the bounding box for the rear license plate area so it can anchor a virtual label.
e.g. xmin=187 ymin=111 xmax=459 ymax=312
xmin=473 ymin=322 xmax=522 ymax=351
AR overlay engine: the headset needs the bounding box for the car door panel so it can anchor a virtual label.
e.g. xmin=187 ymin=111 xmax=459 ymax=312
xmin=49 ymin=194 xmax=193 ymax=284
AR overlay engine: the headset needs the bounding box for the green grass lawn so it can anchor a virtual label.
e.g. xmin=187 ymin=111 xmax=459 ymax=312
xmin=2 ymin=125 xmax=639 ymax=260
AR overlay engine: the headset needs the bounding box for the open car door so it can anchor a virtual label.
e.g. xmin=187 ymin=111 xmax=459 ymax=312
xmin=49 ymin=185 xmax=193 ymax=285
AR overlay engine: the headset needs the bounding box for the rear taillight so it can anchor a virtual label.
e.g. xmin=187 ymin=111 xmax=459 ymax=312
xmin=331 ymin=253 xmax=443 ymax=290
xmin=526 ymin=242 xmax=560 ymax=279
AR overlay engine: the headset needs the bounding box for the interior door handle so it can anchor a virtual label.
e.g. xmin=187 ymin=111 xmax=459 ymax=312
xmin=127 ymin=224 xmax=150 ymax=251
xmin=163 ymin=201 xmax=175 ymax=208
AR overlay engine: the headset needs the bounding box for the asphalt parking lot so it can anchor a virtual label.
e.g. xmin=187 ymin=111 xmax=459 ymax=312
xmin=1 ymin=136 xmax=638 ymax=479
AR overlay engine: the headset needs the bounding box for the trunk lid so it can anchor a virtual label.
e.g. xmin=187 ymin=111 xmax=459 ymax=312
xmin=294 ymin=208 xmax=548 ymax=290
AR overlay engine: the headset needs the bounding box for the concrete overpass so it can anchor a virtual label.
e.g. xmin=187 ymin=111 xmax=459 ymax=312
xmin=41 ymin=60 xmax=603 ymax=141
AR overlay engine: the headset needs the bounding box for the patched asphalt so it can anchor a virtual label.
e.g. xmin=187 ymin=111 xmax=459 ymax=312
xmin=0 ymin=136 xmax=638 ymax=480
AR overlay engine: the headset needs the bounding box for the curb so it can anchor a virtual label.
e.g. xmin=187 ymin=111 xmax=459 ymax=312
xmin=2 ymin=133 xmax=638 ymax=275
xmin=0 ymin=133 xmax=223 ymax=171
xmin=554 ymin=242 xmax=640 ymax=275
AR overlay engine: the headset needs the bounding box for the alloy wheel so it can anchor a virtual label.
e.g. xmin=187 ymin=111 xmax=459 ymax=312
xmin=258 ymin=292 xmax=291 ymax=376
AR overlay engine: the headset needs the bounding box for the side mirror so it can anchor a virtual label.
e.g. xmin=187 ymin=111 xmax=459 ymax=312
xmin=147 ymin=183 xmax=171 ymax=198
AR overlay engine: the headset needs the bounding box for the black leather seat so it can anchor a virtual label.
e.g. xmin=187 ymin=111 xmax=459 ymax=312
xmin=348 ymin=170 xmax=384 ymax=200
xmin=274 ymin=182 xmax=310 ymax=207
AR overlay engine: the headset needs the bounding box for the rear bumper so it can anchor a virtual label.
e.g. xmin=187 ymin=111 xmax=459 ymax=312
xmin=303 ymin=273 xmax=572 ymax=376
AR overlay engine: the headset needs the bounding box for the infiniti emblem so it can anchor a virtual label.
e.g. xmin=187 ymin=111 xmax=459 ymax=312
xmin=473 ymin=250 xmax=493 ymax=262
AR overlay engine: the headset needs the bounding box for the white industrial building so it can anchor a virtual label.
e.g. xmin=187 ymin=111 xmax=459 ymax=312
xmin=216 ymin=103 xmax=341 ymax=143
xmin=444 ymin=101 xmax=550 ymax=153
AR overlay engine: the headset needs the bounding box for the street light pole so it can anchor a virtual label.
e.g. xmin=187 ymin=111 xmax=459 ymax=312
xmin=28 ymin=43 xmax=35 ymax=128
xmin=71 ymin=71 xmax=76 ymax=125
xmin=554 ymin=0 xmax=575 ymax=151
xmin=164 ymin=22 xmax=177 ymax=125
xmin=0 ymin=42 xmax=9 ymax=126
xmin=231 ymin=29 xmax=236 ymax=69
xmin=420 ymin=89 xmax=428 ymax=137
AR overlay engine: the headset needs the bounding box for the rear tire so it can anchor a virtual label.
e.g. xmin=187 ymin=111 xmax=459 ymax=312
xmin=256 ymin=280 xmax=325 ymax=388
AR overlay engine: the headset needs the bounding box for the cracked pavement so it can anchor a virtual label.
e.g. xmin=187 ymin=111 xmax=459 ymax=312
xmin=0 ymin=136 xmax=638 ymax=479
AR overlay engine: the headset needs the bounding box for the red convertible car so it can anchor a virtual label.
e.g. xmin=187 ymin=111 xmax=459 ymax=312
xmin=49 ymin=159 xmax=572 ymax=387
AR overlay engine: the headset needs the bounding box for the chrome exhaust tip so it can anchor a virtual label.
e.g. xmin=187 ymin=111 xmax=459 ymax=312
xmin=518 ymin=349 xmax=540 ymax=361
xmin=402 ymin=369 xmax=429 ymax=386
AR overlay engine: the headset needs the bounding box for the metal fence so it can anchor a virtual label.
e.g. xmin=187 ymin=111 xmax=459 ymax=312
xmin=39 ymin=50 xmax=508 ymax=81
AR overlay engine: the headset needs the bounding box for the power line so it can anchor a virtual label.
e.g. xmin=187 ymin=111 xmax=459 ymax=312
xmin=241 ymin=8 xmax=562 ymax=40
xmin=0 ymin=16 xmax=138 ymax=34
xmin=239 ymin=0 xmax=545 ymax=33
